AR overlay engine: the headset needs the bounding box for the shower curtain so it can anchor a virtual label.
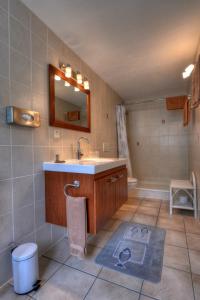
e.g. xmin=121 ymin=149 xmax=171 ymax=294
xmin=116 ymin=104 xmax=133 ymax=178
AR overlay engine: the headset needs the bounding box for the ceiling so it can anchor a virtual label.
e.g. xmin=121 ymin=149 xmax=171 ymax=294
xmin=22 ymin=0 xmax=200 ymax=102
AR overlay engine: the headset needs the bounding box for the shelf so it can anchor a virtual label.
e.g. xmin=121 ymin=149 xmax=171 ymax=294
xmin=172 ymin=200 xmax=194 ymax=210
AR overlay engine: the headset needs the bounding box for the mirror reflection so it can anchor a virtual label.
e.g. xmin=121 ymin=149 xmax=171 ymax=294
xmin=55 ymin=78 xmax=87 ymax=127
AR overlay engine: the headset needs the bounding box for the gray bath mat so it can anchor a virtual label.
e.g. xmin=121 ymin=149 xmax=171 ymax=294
xmin=95 ymin=222 xmax=166 ymax=283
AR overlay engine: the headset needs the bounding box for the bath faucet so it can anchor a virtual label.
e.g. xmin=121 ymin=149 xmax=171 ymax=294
xmin=77 ymin=137 xmax=89 ymax=160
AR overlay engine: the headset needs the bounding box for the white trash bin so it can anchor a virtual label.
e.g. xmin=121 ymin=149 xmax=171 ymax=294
xmin=12 ymin=243 xmax=39 ymax=294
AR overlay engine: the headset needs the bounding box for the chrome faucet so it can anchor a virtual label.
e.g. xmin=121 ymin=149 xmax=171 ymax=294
xmin=77 ymin=137 xmax=89 ymax=160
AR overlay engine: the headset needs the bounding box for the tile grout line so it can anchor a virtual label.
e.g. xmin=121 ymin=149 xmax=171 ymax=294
xmin=82 ymin=276 xmax=98 ymax=300
xmin=138 ymin=279 xmax=144 ymax=299
xmin=7 ymin=0 xmax=15 ymax=246
xmin=155 ymin=200 xmax=162 ymax=226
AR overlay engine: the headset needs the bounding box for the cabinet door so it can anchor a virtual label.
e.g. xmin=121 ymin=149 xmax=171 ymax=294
xmin=115 ymin=168 xmax=128 ymax=209
xmin=94 ymin=175 xmax=116 ymax=232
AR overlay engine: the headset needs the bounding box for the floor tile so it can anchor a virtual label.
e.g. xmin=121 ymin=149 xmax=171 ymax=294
xmin=126 ymin=197 xmax=141 ymax=206
xmin=33 ymin=265 xmax=95 ymax=300
xmin=184 ymin=217 xmax=200 ymax=234
xmin=87 ymin=230 xmax=112 ymax=248
xmin=186 ymin=233 xmax=200 ymax=251
xmin=165 ymin=230 xmax=187 ymax=248
xmin=43 ymin=238 xmax=70 ymax=263
xmin=189 ymin=250 xmax=200 ymax=275
xmin=132 ymin=213 xmax=157 ymax=226
xmin=85 ymin=278 xmax=139 ymax=300
xmin=160 ymin=201 xmax=169 ymax=209
xmin=137 ymin=206 xmax=159 ymax=216
xmin=65 ymin=245 xmax=102 ymax=276
xmin=0 ymin=284 xmax=29 ymax=299
xmin=142 ymin=266 xmax=194 ymax=300
xmin=157 ymin=216 xmax=185 ymax=232
xmin=120 ymin=204 xmax=138 ymax=212
xmin=159 ymin=207 xmax=169 ymax=218
xmin=141 ymin=199 xmax=161 ymax=208
xmin=98 ymin=267 xmax=142 ymax=292
xmin=103 ymin=219 xmax=122 ymax=232
xmin=164 ymin=245 xmax=190 ymax=272
xmin=192 ymin=273 xmax=200 ymax=300
xmin=112 ymin=209 xmax=133 ymax=221
xmin=38 ymin=256 xmax=62 ymax=284
xmin=158 ymin=208 xmax=190 ymax=218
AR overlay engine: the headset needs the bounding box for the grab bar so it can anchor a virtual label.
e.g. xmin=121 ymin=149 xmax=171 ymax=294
xmin=64 ymin=180 xmax=80 ymax=197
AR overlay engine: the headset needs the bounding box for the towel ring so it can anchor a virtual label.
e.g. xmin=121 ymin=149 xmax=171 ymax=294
xmin=64 ymin=180 xmax=80 ymax=197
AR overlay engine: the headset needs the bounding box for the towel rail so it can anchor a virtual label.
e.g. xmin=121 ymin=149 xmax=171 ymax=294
xmin=64 ymin=180 xmax=80 ymax=197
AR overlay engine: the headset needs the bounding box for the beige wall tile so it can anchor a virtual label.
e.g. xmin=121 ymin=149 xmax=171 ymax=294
xmin=127 ymin=102 xmax=189 ymax=183
xmin=10 ymin=16 xmax=30 ymax=58
xmin=0 ymin=248 xmax=12 ymax=286
xmin=0 ymin=7 xmax=8 ymax=45
xmin=0 ymin=213 xmax=13 ymax=251
xmin=13 ymin=175 xmax=34 ymax=209
xmin=10 ymin=0 xmax=30 ymax=28
xmin=12 ymin=146 xmax=33 ymax=177
xmin=13 ymin=204 xmax=34 ymax=241
xmin=0 ymin=41 xmax=8 ymax=78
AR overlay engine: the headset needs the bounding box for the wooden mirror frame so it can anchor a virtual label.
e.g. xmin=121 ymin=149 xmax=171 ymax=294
xmin=49 ymin=64 xmax=91 ymax=132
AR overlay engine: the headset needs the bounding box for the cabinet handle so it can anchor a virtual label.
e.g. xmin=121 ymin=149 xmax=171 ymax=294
xmin=107 ymin=176 xmax=117 ymax=183
xmin=118 ymin=174 xmax=124 ymax=179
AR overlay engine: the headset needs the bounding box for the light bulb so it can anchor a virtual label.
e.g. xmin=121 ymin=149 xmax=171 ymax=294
xmin=83 ymin=79 xmax=90 ymax=90
xmin=74 ymin=87 xmax=79 ymax=92
xmin=76 ymin=72 xmax=82 ymax=84
xmin=182 ymin=71 xmax=188 ymax=79
xmin=64 ymin=81 xmax=70 ymax=87
xmin=182 ymin=64 xmax=194 ymax=79
xmin=65 ymin=64 xmax=72 ymax=78
xmin=185 ymin=64 xmax=194 ymax=73
xmin=54 ymin=75 xmax=61 ymax=81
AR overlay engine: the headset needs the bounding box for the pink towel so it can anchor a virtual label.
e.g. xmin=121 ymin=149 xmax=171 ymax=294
xmin=66 ymin=195 xmax=87 ymax=258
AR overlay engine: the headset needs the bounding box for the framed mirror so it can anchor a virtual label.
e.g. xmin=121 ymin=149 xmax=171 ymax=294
xmin=49 ymin=64 xmax=91 ymax=132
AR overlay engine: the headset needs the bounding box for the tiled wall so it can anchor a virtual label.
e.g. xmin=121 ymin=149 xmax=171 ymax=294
xmin=127 ymin=101 xmax=189 ymax=184
xmin=0 ymin=0 xmax=122 ymax=286
xmin=189 ymin=40 xmax=200 ymax=215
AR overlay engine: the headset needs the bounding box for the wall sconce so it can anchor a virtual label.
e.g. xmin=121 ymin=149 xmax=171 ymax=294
xmin=65 ymin=64 xmax=72 ymax=78
xmin=182 ymin=64 xmax=194 ymax=79
xmin=83 ymin=78 xmax=90 ymax=90
xmin=60 ymin=62 xmax=90 ymax=90
xmin=76 ymin=71 xmax=82 ymax=84
xmin=60 ymin=63 xmax=72 ymax=78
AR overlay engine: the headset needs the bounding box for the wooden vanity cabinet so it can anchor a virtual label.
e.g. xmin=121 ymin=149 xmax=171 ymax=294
xmin=45 ymin=165 xmax=127 ymax=234
xmin=94 ymin=167 xmax=127 ymax=231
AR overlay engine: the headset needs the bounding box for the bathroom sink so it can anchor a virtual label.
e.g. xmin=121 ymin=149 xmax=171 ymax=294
xmin=43 ymin=158 xmax=127 ymax=174
xmin=79 ymin=158 xmax=115 ymax=164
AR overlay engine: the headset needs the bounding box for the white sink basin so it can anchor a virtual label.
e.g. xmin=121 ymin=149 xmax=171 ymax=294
xmin=43 ymin=158 xmax=127 ymax=174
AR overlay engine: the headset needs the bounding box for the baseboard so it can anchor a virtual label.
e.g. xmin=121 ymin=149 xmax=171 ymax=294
xmin=128 ymin=186 xmax=169 ymax=201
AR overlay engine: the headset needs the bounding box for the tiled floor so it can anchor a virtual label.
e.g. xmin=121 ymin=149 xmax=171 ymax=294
xmin=1 ymin=197 xmax=200 ymax=300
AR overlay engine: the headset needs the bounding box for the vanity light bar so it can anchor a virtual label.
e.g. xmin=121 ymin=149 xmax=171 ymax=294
xmin=60 ymin=63 xmax=90 ymax=90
